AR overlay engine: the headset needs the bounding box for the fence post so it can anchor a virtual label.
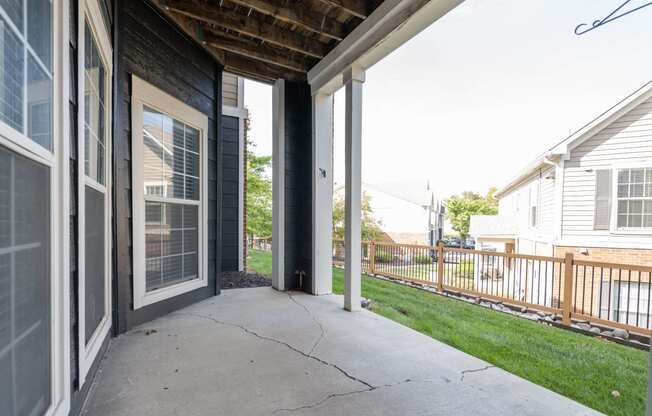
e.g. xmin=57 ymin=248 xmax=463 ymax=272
xmin=369 ymin=241 xmax=376 ymax=275
xmin=562 ymin=252 xmax=574 ymax=326
xmin=437 ymin=243 xmax=444 ymax=292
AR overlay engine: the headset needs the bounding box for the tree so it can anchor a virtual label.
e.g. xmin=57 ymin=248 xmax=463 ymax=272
xmin=245 ymin=118 xmax=272 ymax=238
xmin=445 ymin=188 xmax=498 ymax=241
xmin=332 ymin=192 xmax=384 ymax=241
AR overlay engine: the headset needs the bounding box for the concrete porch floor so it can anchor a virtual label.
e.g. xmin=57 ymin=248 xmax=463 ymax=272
xmin=83 ymin=287 xmax=600 ymax=415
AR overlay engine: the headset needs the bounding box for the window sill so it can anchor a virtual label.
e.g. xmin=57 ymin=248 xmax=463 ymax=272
xmin=610 ymin=228 xmax=652 ymax=236
xmin=134 ymin=277 xmax=208 ymax=310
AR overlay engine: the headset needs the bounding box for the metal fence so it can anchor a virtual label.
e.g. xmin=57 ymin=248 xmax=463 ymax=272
xmin=333 ymin=240 xmax=652 ymax=335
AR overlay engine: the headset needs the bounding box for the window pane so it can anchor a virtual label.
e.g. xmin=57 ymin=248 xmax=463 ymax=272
xmin=618 ymin=200 xmax=628 ymax=214
xmin=618 ymin=169 xmax=630 ymax=184
xmin=145 ymin=258 xmax=161 ymax=291
xmin=161 ymin=230 xmax=182 ymax=256
xmin=84 ymin=23 xmax=106 ymax=184
xmin=631 ymin=169 xmax=645 ymax=183
xmin=629 ymin=214 xmax=642 ymax=228
xmin=0 ymin=0 xmax=22 ymax=30
xmin=0 ymin=145 xmax=51 ymax=416
xmin=617 ymin=214 xmax=628 ymax=228
xmin=0 ymin=16 xmax=23 ymax=132
xmin=173 ymin=120 xmax=184 ymax=148
xmin=186 ymin=177 xmax=199 ymax=200
xmin=168 ymin=145 xmax=184 ymax=174
xmin=185 ymin=126 xmax=199 ymax=153
xmin=617 ymin=184 xmax=628 ymax=198
xmin=183 ymin=229 xmax=197 ymax=253
xmin=27 ymin=0 xmax=52 ymax=70
xmin=144 ymin=202 xmax=198 ymax=292
xmin=631 ymin=183 xmax=644 ymax=198
xmin=644 ymin=215 xmax=652 ymax=228
xmin=27 ymin=55 xmax=52 ymax=150
xmin=630 ymin=200 xmax=643 ymax=214
xmin=185 ymin=152 xmax=199 ymax=177
xmin=183 ymin=253 xmax=198 ymax=279
xmin=85 ymin=186 xmax=105 ymax=343
xmin=162 ymin=256 xmax=182 ymax=287
xmin=163 ymin=203 xmax=183 ymax=229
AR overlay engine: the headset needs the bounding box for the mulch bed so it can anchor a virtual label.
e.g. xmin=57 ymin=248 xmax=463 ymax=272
xmin=220 ymin=271 xmax=272 ymax=289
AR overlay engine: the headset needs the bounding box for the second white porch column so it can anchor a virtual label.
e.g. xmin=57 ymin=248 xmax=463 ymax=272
xmin=272 ymin=79 xmax=285 ymax=291
xmin=312 ymin=92 xmax=334 ymax=295
xmin=344 ymin=66 xmax=365 ymax=311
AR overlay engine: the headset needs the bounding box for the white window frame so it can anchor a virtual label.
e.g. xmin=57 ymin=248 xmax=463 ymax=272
xmin=77 ymin=0 xmax=112 ymax=385
xmin=0 ymin=0 xmax=69 ymax=415
xmin=610 ymin=162 xmax=652 ymax=235
xmin=131 ymin=75 xmax=209 ymax=309
xmin=528 ymin=182 xmax=539 ymax=229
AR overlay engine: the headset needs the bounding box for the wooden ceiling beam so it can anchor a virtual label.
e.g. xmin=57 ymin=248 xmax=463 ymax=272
xmin=222 ymin=52 xmax=307 ymax=83
xmin=205 ymin=32 xmax=313 ymax=73
xmin=315 ymin=0 xmax=369 ymax=19
xmin=225 ymin=0 xmax=346 ymax=41
xmin=164 ymin=0 xmax=329 ymax=59
xmin=151 ymin=4 xmax=226 ymax=64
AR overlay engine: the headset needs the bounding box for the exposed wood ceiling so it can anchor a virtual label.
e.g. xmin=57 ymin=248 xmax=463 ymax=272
xmin=152 ymin=0 xmax=383 ymax=83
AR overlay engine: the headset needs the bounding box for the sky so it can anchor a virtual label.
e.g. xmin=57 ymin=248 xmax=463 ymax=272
xmin=244 ymin=0 xmax=652 ymax=203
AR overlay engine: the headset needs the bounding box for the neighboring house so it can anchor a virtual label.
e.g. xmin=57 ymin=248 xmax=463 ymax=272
xmin=333 ymin=182 xmax=445 ymax=245
xmin=471 ymin=81 xmax=652 ymax=320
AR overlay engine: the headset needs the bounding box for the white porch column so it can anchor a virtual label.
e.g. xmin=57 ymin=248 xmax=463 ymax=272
xmin=344 ymin=66 xmax=365 ymax=311
xmin=312 ymin=92 xmax=334 ymax=295
xmin=272 ymin=79 xmax=285 ymax=291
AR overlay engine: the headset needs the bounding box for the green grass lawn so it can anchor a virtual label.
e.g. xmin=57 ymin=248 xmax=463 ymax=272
xmin=247 ymin=249 xmax=648 ymax=416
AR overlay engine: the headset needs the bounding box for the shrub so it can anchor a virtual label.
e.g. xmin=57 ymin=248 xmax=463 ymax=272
xmin=374 ymin=249 xmax=393 ymax=263
xmin=413 ymin=254 xmax=433 ymax=264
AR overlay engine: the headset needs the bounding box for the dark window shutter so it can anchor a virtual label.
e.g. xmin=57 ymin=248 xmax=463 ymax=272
xmin=594 ymin=170 xmax=612 ymax=230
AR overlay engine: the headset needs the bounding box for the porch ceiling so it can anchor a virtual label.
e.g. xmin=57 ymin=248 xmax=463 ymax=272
xmin=151 ymin=0 xmax=384 ymax=83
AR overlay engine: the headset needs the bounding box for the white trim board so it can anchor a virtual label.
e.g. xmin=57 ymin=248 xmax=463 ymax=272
xmin=131 ymin=75 xmax=210 ymax=309
xmin=308 ymin=0 xmax=464 ymax=94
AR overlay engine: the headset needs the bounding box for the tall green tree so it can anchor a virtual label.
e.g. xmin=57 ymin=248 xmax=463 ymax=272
xmin=445 ymin=187 xmax=498 ymax=241
xmin=332 ymin=192 xmax=383 ymax=241
xmin=245 ymin=122 xmax=272 ymax=238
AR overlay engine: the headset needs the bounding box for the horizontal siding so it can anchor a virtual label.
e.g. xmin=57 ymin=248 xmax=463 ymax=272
xmin=562 ymin=95 xmax=652 ymax=243
xmin=222 ymin=72 xmax=238 ymax=108
xmin=497 ymin=166 xmax=555 ymax=245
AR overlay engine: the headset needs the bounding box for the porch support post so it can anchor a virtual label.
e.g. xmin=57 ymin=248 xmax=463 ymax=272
xmin=344 ymin=66 xmax=364 ymax=311
xmin=272 ymin=79 xmax=286 ymax=291
xmin=311 ymin=92 xmax=334 ymax=295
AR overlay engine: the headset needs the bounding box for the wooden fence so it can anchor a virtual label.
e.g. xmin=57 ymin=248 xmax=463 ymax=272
xmin=333 ymin=240 xmax=652 ymax=336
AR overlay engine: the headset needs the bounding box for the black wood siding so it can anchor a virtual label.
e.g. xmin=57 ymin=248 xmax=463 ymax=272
xmin=283 ymin=81 xmax=313 ymax=292
xmin=221 ymin=115 xmax=240 ymax=272
xmin=113 ymin=0 xmax=223 ymax=333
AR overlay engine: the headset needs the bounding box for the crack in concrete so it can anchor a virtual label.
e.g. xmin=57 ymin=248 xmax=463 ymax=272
xmin=460 ymin=365 xmax=496 ymax=382
xmin=285 ymin=291 xmax=326 ymax=356
xmin=272 ymin=378 xmax=433 ymax=414
xmin=174 ymin=312 xmax=374 ymax=390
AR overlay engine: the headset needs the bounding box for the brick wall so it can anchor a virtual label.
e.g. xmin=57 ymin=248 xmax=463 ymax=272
xmin=554 ymin=246 xmax=652 ymax=267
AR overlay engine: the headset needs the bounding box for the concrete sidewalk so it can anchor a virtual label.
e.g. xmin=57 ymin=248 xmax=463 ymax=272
xmin=83 ymin=287 xmax=601 ymax=415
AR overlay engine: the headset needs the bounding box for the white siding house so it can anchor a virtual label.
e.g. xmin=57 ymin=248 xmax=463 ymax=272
xmin=471 ymin=80 xmax=652 ymax=261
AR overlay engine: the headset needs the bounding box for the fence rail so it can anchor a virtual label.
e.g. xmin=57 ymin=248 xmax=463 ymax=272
xmin=333 ymin=239 xmax=652 ymax=336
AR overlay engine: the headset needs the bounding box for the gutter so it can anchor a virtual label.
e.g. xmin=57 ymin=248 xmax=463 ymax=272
xmin=495 ymin=153 xmax=561 ymax=199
